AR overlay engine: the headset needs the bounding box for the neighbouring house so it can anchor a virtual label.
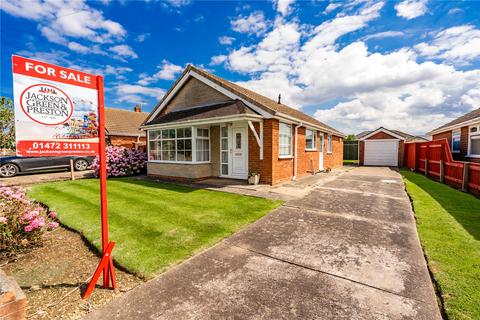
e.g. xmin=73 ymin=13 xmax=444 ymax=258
xmin=105 ymin=106 xmax=149 ymax=150
xmin=428 ymin=108 xmax=480 ymax=163
xmin=141 ymin=65 xmax=344 ymax=185
xmin=356 ymin=127 xmax=427 ymax=167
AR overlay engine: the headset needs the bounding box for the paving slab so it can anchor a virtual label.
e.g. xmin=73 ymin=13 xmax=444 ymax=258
xmin=84 ymin=244 xmax=438 ymax=320
xmin=85 ymin=167 xmax=441 ymax=320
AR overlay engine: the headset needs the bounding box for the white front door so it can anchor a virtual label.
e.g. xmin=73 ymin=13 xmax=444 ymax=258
xmin=319 ymin=132 xmax=324 ymax=171
xmin=231 ymin=126 xmax=248 ymax=178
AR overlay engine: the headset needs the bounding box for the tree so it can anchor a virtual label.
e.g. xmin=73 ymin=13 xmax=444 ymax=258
xmin=0 ymin=97 xmax=15 ymax=150
xmin=345 ymin=134 xmax=356 ymax=141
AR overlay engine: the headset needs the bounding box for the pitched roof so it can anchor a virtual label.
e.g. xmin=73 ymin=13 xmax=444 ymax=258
xmin=147 ymin=100 xmax=259 ymax=126
xmin=356 ymin=127 xmax=414 ymax=140
xmin=430 ymin=108 xmax=480 ymax=133
xmin=146 ymin=65 xmax=344 ymax=137
xmin=105 ymin=108 xmax=149 ymax=136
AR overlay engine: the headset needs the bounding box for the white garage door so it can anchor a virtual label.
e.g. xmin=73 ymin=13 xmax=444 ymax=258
xmin=364 ymin=140 xmax=399 ymax=166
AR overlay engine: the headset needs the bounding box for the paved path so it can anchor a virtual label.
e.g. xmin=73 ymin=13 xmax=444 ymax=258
xmin=85 ymin=167 xmax=441 ymax=320
xmin=0 ymin=170 xmax=94 ymax=186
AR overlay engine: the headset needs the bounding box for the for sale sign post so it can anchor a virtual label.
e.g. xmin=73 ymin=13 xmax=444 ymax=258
xmin=12 ymin=55 xmax=117 ymax=299
xmin=12 ymin=55 xmax=99 ymax=156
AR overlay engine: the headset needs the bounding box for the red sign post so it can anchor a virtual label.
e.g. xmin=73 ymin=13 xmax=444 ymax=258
xmin=12 ymin=56 xmax=116 ymax=299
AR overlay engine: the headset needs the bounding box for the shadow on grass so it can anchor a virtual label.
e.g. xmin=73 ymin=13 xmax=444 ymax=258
xmin=402 ymin=170 xmax=480 ymax=240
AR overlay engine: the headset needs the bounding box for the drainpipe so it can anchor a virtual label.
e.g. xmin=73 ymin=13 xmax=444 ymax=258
xmin=292 ymin=122 xmax=304 ymax=181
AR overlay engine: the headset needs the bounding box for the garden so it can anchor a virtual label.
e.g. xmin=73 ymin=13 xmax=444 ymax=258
xmin=402 ymin=170 xmax=480 ymax=320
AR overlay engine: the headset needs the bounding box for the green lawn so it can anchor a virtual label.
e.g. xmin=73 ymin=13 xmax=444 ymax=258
xmin=28 ymin=178 xmax=282 ymax=278
xmin=343 ymin=159 xmax=359 ymax=165
xmin=401 ymin=170 xmax=480 ymax=320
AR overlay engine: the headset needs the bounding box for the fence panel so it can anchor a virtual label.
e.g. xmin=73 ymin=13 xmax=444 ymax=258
xmin=343 ymin=141 xmax=358 ymax=160
xmin=403 ymin=138 xmax=478 ymax=197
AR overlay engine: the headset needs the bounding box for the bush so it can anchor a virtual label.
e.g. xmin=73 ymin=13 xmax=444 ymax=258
xmin=0 ymin=185 xmax=59 ymax=255
xmin=91 ymin=146 xmax=147 ymax=177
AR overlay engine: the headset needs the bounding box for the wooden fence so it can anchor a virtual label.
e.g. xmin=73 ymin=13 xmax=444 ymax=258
xmin=404 ymin=139 xmax=480 ymax=196
xmin=343 ymin=141 xmax=358 ymax=160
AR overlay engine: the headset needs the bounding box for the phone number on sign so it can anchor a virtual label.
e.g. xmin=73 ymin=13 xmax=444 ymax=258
xmin=32 ymin=142 xmax=92 ymax=150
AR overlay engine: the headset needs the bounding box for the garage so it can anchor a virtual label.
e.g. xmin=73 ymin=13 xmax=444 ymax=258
xmin=364 ymin=140 xmax=398 ymax=166
xmin=356 ymin=127 xmax=413 ymax=167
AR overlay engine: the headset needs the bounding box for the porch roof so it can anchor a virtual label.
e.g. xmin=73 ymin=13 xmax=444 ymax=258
xmin=144 ymin=99 xmax=260 ymax=126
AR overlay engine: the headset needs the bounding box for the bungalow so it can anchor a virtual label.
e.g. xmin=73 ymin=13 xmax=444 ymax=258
xmin=428 ymin=108 xmax=480 ymax=163
xmin=105 ymin=106 xmax=149 ymax=150
xmin=141 ymin=65 xmax=344 ymax=185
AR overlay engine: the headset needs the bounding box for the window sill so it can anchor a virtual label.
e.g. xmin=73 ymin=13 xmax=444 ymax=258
xmin=452 ymin=151 xmax=460 ymax=153
xmin=327 ymin=152 xmax=333 ymax=154
xmin=466 ymin=154 xmax=480 ymax=158
xmin=305 ymin=148 xmax=317 ymax=152
xmin=148 ymin=160 xmax=211 ymax=164
xmin=278 ymin=155 xmax=293 ymax=159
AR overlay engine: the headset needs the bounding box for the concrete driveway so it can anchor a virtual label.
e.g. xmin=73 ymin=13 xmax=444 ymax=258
xmin=85 ymin=167 xmax=440 ymax=320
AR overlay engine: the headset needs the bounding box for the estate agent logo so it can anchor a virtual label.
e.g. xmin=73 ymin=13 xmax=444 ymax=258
xmin=20 ymin=83 xmax=73 ymax=125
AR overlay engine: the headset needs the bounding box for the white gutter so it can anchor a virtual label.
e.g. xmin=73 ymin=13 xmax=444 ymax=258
xmin=292 ymin=122 xmax=304 ymax=181
xmin=273 ymin=112 xmax=346 ymax=138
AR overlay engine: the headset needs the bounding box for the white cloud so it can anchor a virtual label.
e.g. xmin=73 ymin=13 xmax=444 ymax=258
xmin=115 ymin=84 xmax=165 ymax=99
xmin=210 ymin=55 xmax=228 ymax=66
xmin=274 ymin=0 xmax=295 ymax=16
xmin=135 ymin=33 xmax=150 ymax=42
xmin=217 ymin=1 xmax=480 ymax=135
xmin=415 ymin=25 xmax=480 ymax=64
xmin=363 ymin=31 xmax=404 ymax=41
xmin=1 ymin=0 xmax=127 ymax=54
xmin=166 ymin=0 xmax=191 ymax=7
xmin=105 ymin=65 xmax=133 ymax=75
xmin=109 ymin=45 xmax=138 ymax=59
xmin=219 ymin=36 xmax=235 ymax=45
xmin=67 ymin=41 xmax=90 ymax=53
xmin=448 ymin=8 xmax=463 ymax=15
xmin=324 ymin=2 xmax=341 ymax=14
xmin=231 ymin=11 xmax=269 ymax=36
xmin=395 ymin=0 xmax=428 ymax=20
xmin=138 ymin=60 xmax=183 ymax=85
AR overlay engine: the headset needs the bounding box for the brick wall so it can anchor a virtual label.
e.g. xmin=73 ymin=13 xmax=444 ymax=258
xmin=1 ymin=270 xmax=26 ymax=320
xmin=109 ymin=135 xmax=146 ymax=150
xmin=324 ymin=134 xmax=344 ymax=169
xmin=432 ymin=126 xmax=472 ymax=162
xmin=248 ymin=119 xmax=343 ymax=184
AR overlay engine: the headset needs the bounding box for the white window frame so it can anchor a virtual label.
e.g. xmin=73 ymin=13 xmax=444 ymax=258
xmin=195 ymin=127 xmax=211 ymax=163
xmin=147 ymin=126 xmax=211 ymax=164
xmin=305 ymin=128 xmax=317 ymax=151
xmin=278 ymin=122 xmax=292 ymax=158
xmin=468 ymin=124 xmax=480 ymax=158
xmin=451 ymin=129 xmax=461 ymax=153
xmin=327 ymin=134 xmax=333 ymax=154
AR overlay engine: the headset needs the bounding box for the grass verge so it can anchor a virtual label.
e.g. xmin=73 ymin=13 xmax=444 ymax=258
xmin=401 ymin=170 xmax=480 ymax=320
xmin=28 ymin=178 xmax=282 ymax=278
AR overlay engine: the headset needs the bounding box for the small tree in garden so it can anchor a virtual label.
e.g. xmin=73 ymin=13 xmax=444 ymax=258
xmin=0 ymin=185 xmax=59 ymax=255
xmin=0 ymin=97 xmax=15 ymax=150
xmin=91 ymin=146 xmax=147 ymax=177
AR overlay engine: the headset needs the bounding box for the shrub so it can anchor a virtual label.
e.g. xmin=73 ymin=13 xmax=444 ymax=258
xmin=0 ymin=185 xmax=59 ymax=255
xmin=91 ymin=146 xmax=147 ymax=178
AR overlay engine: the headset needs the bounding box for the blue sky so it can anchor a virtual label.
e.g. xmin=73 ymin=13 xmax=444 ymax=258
xmin=2 ymin=0 xmax=480 ymax=134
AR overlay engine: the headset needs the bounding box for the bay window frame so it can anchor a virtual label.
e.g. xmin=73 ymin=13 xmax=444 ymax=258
xmin=147 ymin=126 xmax=211 ymax=164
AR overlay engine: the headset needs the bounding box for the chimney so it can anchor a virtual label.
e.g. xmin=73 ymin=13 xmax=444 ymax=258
xmin=134 ymin=104 xmax=141 ymax=112
xmin=277 ymin=93 xmax=281 ymax=104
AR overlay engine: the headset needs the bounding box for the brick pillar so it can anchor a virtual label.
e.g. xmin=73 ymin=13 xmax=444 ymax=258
xmin=0 ymin=270 xmax=27 ymax=320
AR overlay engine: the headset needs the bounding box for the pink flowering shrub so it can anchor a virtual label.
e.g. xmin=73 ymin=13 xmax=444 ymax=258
xmin=91 ymin=146 xmax=147 ymax=177
xmin=0 ymin=185 xmax=59 ymax=254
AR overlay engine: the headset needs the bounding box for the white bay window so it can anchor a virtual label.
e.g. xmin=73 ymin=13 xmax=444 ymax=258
xmin=148 ymin=126 xmax=210 ymax=163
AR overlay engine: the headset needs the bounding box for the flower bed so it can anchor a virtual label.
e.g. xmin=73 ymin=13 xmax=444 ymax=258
xmin=0 ymin=185 xmax=58 ymax=255
xmin=91 ymin=146 xmax=147 ymax=177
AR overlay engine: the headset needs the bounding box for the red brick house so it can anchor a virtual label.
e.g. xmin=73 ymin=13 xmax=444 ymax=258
xmin=105 ymin=106 xmax=149 ymax=150
xmin=429 ymin=108 xmax=480 ymax=163
xmin=141 ymin=65 xmax=344 ymax=185
xmin=356 ymin=127 xmax=425 ymax=167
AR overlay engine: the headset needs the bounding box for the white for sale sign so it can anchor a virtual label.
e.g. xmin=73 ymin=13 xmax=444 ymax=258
xmin=12 ymin=55 xmax=100 ymax=156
